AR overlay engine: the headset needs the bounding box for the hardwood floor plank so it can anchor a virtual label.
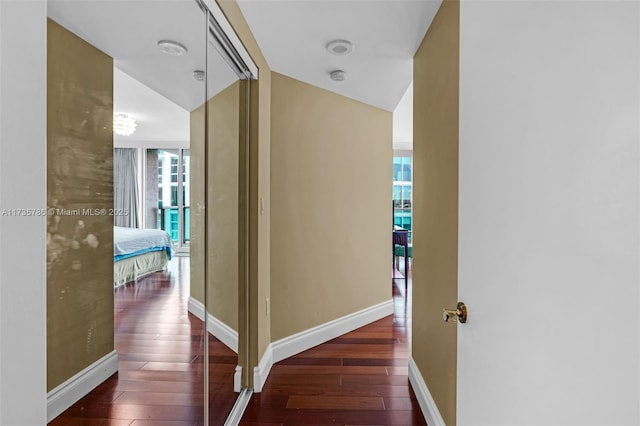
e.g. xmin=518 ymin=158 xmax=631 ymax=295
xmin=277 ymin=357 xmax=342 ymax=366
xmin=270 ymin=365 xmax=389 ymax=376
xmin=111 ymin=380 xmax=204 ymax=394
xmin=340 ymin=374 xmax=409 ymax=386
xmin=286 ymin=396 xmax=384 ymax=410
xmin=242 ymin=407 xmax=424 ymax=425
xmin=267 ymin=374 xmax=342 ymax=386
xmin=113 ymin=391 xmax=205 ymax=406
xmin=342 ymin=357 xmax=408 ymax=367
xmin=117 ymin=353 xmax=200 ymax=363
xmin=386 ymin=366 xmax=409 ymax=376
xmin=140 ymin=362 xmax=199 ymax=372
xmin=382 ymin=397 xmax=416 ymax=411
xmin=49 ymin=418 xmax=133 ymax=426
xmin=61 ymin=403 xmax=204 ymax=422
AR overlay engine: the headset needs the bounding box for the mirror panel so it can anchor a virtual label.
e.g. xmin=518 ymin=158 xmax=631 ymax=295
xmin=46 ymin=1 xmax=256 ymax=423
xmin=205 ymin=22 xmax=244 ymax=421
xmin=46 ymin=1 xmax=208 ymax=423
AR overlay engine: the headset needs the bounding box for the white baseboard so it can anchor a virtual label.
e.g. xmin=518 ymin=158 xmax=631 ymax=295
xmin=188 ymin=297 xmax=239 ymax=353
xmin=187 ymin=296 xmax=206 ymax=322
xmin=252 ymin=344 xmax=273 ymax=392
xmin=253 ymin=299 xmax=394 ymax=392
xmin=47 ymin=351 xmax=118 ymax=422
xmin=234 ymin=366 xmax=242 ymax=393
xmin=408 ymin=357 xmax=446 ymax=426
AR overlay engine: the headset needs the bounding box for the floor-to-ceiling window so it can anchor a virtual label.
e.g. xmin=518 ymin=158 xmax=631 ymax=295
xmin=393 ymin=155 xmax=412 ymax=234
xmin=146 ymin=148 xmax=190 ymax=251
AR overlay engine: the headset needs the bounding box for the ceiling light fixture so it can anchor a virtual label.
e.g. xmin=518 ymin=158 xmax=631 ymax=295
xmin=192 ymin=70 xmax=206 ymax=82
xmin=326 ymin=39 xmax=353 ymax=55
xmin=113 ymin=113 xmax=137 ymax=136
xmin=330 ymin=70 xmax=346 ymax=82
xmin=157 ymin=40 xmax=188 ymax=56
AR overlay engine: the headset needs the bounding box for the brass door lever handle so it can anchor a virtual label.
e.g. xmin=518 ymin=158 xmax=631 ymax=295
xmin=443 ymin=302 xmax=467 ymax=324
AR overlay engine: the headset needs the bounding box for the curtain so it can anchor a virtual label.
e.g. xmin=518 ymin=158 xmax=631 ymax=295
xmin=114 ymin=148 xmax=140 ymax=228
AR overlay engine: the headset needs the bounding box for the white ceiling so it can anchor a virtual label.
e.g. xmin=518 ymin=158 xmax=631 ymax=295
xmin=114 ymin=68 xmax=189 ymax=147
xmin=48 ymin=0 xmax=209 ymax=112
xmin=237 ymin=0 xmax=441 ymax=112
xmin=48 ymin=0 xmax=243 ymax=146
xmin=47 ymin=0 xmax=433 ymax=149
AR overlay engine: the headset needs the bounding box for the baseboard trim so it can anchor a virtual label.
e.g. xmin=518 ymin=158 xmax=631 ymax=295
xmin=188 ymin=297 xmax=239 ymax=353
xmin=253 ymin=299 xmax=394 ymax=392
xmin=271 ymin=299 xmax=394 ymax=364
xmin=47 ymin=350 xmax=119 ymax=422
xmin=233 ymin=366 xmax=242 ymax=393
xmin=408 ymin=357 xmax=446 ymax=426
xmin=187 ymin=296 xmax=206 ymax=322
xmin=252 ymin=344 xmax=273 ymax=392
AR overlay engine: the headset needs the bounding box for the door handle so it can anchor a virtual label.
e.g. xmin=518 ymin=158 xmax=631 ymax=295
xmin=443 ymin=302 xmax=467 ymax=324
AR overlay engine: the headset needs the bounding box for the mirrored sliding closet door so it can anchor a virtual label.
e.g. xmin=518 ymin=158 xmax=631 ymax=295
xmin=198 ymin=1 xmax=257 ymax=422
xmin=44 ymin=0 xmax=242 ymax=424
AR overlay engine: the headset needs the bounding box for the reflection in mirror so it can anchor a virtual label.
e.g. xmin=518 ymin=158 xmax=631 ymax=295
xmin=45 ymin=1 xmax=211 ymax=424
xmin=207 ymin=22 xmax=244 ymax=422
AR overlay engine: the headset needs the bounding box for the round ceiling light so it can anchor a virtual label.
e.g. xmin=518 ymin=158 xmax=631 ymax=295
xmin=113 ymin=113 xmax=137 ymax=136
xmin=192 ymin=70 xmax=206 ymax=82
xmin=330 ymin=70 xmax=346 ymax=82
xmin=326 ymin=39 xmax=353 ymax=55
xmin=157 ymin=40 xmax=188 ymax=56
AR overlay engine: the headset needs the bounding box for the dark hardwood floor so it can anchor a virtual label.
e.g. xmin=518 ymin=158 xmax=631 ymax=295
xmin=50 ymin=258 xmax=423 ymax=425
xmin=49 ymin=257 xmax=238 ymax=426
xmin=239 ymin=263 xmax=425 ymax=425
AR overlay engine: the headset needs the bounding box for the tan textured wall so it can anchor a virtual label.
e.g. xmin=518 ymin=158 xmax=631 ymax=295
xmin=270 ymin=72 xmax=392 ymax=340
xmin=217 ymin=0 xmax=272 ymax=370
xmin=190 ymin=104 xmax=206 ymax=305
xmin=412 ymin=0 xmax=459 ymax=423
xmin=190 ymin=82 xmax=240 ymax=331
xmin=47 ymin=19 xmax=114 ymax=391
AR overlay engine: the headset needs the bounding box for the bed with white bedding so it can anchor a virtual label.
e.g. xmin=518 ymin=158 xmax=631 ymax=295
xmin=114 ymin=226 xmax=174 ymax=287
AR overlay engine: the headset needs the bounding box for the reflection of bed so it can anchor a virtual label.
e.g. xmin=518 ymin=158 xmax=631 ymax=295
xmin=114 ymin=226 xmax=174 ymax=287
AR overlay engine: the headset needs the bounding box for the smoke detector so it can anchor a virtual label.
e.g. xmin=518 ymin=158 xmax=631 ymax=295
xmin=193 ymin=70 xmax=205 ymax=82
xmin=326 ymin=40 xmax=353 ymax=55
xmin=157 ymin=40 xmax=188 ymax=56
xmin=330 ymin=70 xmax=346 ymax=82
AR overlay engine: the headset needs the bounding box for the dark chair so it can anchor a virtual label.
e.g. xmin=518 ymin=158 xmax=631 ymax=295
xmin=392 ymin=227 xmax=410 ymax=285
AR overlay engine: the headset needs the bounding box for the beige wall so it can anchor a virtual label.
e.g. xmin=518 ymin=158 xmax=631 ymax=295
xmin=412 ymin=0 xmax=459 ymax=423
xmin=270 ymin=72 xmax=392 ymax=340
xmin=190 ymin=104 xmax=206 ymax=305
xmin=47 ymin=19 xmax=114 ymax=391
xmin=191 ymin=82 xmax=240 ymax=331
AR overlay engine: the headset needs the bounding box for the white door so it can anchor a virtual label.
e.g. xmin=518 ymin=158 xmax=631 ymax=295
xmin=458 ymin=1 xmax=639 ymax=424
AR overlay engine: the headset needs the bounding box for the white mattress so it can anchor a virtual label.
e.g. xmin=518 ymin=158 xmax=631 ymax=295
xmin=113 ymin=226 xmax=174 ymax=261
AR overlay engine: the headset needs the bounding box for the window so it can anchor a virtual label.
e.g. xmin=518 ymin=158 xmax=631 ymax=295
xmin=393 ymin=156 xmax=412 ymax=234
xmin=170 ymin=157 xmax=178 ymax=183
xmin=148 ymin=149 xmax=190 ymax=250
xmin=171 ymin=186 xmax=178 ymax=207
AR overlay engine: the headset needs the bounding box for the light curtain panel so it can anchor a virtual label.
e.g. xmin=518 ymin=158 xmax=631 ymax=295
xmin=114 ymin=148 xmax=140 ymax=228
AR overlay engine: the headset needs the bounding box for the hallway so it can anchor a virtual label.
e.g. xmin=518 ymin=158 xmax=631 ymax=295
xmin=49 ymin=259 xmax=423 ymax=425
xmin=239 ymin=268 xmax=425 ymax=425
